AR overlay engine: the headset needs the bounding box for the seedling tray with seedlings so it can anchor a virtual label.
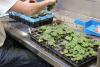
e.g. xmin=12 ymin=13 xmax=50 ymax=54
xmin=9 ymin=10 xmax=54 ymax=27
xmin=30 ymin=22 xmax=100 ymax=67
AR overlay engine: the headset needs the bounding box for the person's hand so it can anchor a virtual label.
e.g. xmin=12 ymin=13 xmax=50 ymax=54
xmin=11 ymin=0 xmax=56 ymax=16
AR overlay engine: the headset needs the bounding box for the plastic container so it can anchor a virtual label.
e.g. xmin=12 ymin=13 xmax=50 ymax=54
xmin=9 ymin=11 xmax=54 ymax=27
xmin=74 ymin=19 xmax=100 ymax=37
xmin=30 ymin=33 xmax=96 ymax=67
xmin=29 ymin=23 xmax=97 ymax=67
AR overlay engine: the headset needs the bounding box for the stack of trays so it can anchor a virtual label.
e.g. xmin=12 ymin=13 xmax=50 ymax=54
xmin=9 ymin=11 xmax=54 ymax=27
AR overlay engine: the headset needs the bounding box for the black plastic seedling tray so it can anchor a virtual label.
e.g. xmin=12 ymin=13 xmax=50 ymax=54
xmin=30 ymin=33 xmax=96 ymax=67
xmin=9 ymin=11 xmax=54 ymax=27
xmin=28 ymin=18 xmax=99 ymax=67
xmin=28 ymin=21 xmax=98 ymax=67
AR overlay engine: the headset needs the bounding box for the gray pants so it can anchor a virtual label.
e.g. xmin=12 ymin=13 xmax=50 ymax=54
xmin=0 ymin=21 xmax=52 ymax=67
xmin=0 ymin=34 xmax=52 ymax=67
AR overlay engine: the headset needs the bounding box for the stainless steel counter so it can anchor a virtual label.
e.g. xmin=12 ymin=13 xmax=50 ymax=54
xmin=1 ymin=16 xmax=96 ymax=67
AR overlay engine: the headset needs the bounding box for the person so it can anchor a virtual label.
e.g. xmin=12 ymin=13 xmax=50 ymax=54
xmin=0 ymin=0 xmax=56 ymax=67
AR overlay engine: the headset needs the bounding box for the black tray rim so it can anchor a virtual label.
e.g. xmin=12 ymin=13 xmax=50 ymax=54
xmin=29 ymin=33 xmax=97 ymax=67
